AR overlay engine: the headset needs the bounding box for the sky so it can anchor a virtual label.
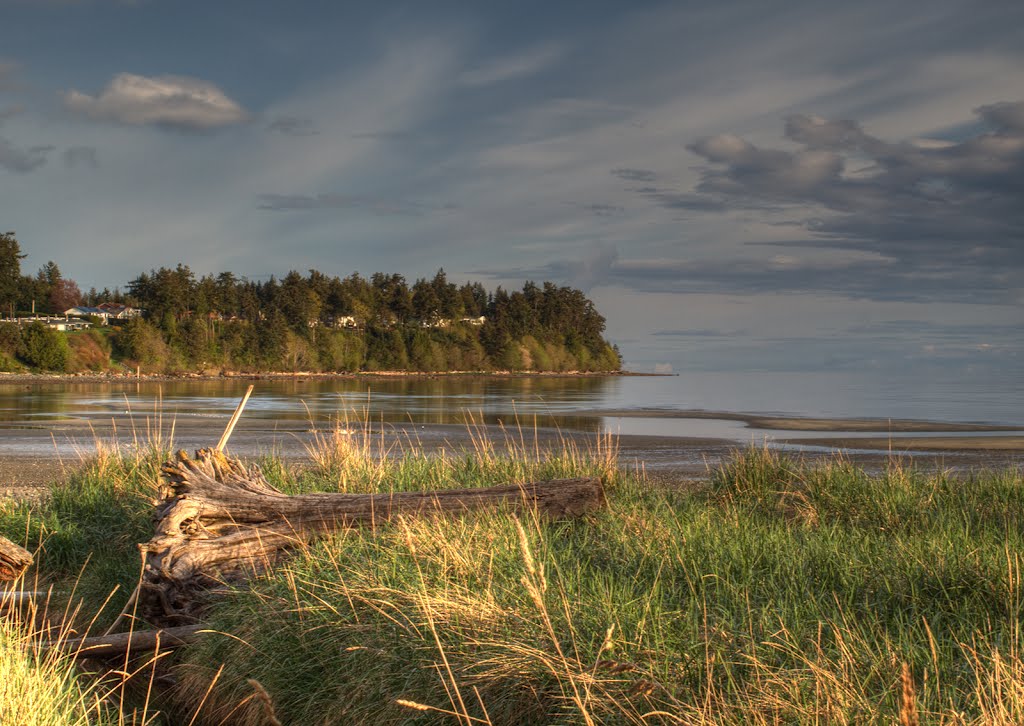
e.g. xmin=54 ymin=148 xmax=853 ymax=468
xmin=1 ymin=0 xmax=1022 ymax=379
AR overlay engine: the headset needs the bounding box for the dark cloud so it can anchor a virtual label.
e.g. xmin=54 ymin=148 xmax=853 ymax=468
xmin=257 ymin=193 xmax=451 ymax=216
xmin=350 ymin=131 xmax=412 ymax=140
xmin=636 ymin=189 xmax=733 ymax=212
xmin=577 ymin=99 xmax=1024 ymax=303
xmin=63 ymin=145 xmax=98 ymax=168
xmin=976 ymin=101 xmax=1024 ymax=133
xmin=844 ymin=319 xmax=1024 ymax=343
xmin=652 ymin=328 xmax=746 ymax=338
xmin=267 ymin=116 xmax=318 ymax=137
xmin=475 ymin=243 xmax=1018 ymax=304
xmin=0 ymin=136 xmax=49 ymax=173
xmin=611 ymin=167 xmax=657 ymax=182
xmin=480 ymin=243 xmax=620 ymax=293
xmin=564 ymin=201 xmax=624 ymax=217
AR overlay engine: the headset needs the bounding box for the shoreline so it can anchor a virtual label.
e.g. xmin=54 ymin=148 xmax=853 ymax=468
xmin=583 ymin=408 xmax=1023 ymax=433
xmin=781 ymin=435 xmax=1024 ymax=451
xmin=1 ymin=423 xmax=1020 ymax=501
xmin=0 ymin=369 xmax=651 ymax=386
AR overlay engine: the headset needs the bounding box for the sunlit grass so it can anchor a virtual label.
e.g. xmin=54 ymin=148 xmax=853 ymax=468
xmin=0 ymin=409 xmax=1021 ymax=724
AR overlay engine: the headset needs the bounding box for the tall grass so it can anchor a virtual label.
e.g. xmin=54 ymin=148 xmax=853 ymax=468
xmin=167 ymin=439 xmax=1023 ymax=724
xmin=0 ymin=410 xmax=175 ymax=725
xmin=1 ymin=417 xmax=1022 ymax=723
xmin=0 ymin=612 xmax=113 ymax=726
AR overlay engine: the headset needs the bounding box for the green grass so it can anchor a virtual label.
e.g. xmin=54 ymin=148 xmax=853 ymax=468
xmin=0 ymin=617 xmax=116 ymax=726
xmin=1 ymin=432 xmax=1022 ymax=724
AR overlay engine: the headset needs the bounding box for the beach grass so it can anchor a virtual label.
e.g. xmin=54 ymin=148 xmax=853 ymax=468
xmin=0 ymin=424 xmax=1022 ymax=723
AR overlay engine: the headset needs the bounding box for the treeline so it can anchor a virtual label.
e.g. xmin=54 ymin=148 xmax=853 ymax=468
xmin=115 ymin=266 xmax=620 ymax=373
xmin=0 ymin=232 xmax=621 ymax=374
xmin=0 ymin=232 xmax=85 ymax=315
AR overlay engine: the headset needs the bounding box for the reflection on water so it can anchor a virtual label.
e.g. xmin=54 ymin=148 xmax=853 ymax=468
xmin=0 ymin=376 xmax=616 ymax=429
xmin=3 ymin=373 xmax=1023 ymax=433
xmin=2 ymin=367 xmax=1022 ymax=427
xmin=0 ymin=374 xmax=1020 ymax=475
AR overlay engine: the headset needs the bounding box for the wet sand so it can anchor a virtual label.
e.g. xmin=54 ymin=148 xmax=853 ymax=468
xmin=783 ymin=435 xmax=1024 ymax=451
xmin=1 ymin=416 xmax=1019 ymax=502
xmin=582 ymin=408 xmax=1023 ymax=432
xmin=0 ymin=378 xmax=1020 ymax=500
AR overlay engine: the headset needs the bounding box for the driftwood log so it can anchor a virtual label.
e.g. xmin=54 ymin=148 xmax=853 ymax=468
xmin=0 ymin=534 xmax=32 ymax=581
xmin=139 ymin=448 xmax=605 ymax=626
xmin=45 ymin=625 xmax=203 ymax=659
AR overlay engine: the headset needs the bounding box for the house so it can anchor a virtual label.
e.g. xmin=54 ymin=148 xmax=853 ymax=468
xmin=96 ymin=303 xmax=142 ymax=320
xmin=331 ymin=315 xmax=360 ymax=329
xmin=17 ymin=315 xmax=91 ymax=331
xmin=64 ymin=306 xmax=106 ymax=320
xmin=65 ymin=304 xmax=143 ymax=324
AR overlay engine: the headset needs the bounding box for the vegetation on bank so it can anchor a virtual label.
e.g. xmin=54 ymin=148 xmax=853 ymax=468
xmin=1 ymin=431 xmax=1022 ymax=724
xmin=0 ymin=232 xmax=621 ymax=374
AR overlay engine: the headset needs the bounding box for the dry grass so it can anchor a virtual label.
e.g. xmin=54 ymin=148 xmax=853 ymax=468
xmin=2 ymin=412 xmax=1022 ymax=724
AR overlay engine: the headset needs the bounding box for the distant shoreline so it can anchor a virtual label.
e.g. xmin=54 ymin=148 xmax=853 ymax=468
xmin=0 ymin=369 xmax=659 ymax=386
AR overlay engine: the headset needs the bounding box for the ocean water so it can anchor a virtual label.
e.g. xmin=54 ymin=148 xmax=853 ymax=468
xmin=0 ymin=371 xmax=1020 ymax=470
xmin=1 ymin=368 xmax=1021 ymax=430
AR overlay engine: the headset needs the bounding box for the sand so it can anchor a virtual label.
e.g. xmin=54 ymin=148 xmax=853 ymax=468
xmin=579 ymin=408 xmax=1022 ymax=433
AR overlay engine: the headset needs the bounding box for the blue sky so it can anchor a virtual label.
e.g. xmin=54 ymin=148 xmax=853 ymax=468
xmin=1 ymin=0 xmax=1022 ymax=375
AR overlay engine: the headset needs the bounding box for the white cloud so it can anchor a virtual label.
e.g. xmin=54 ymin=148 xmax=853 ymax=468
xmin=458 ymin=44 xmax=563 ymax=87
xmin=64 ymin=73 xmax=248 ymax=129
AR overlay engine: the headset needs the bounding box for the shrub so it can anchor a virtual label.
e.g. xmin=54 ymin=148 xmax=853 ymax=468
xmin=18 ymin=321 xmax=70 ymax=371
xmin=112 ymin=317 xmax=172 ymax=371
xmin=67 ymin=329 xmax=112 ymax=371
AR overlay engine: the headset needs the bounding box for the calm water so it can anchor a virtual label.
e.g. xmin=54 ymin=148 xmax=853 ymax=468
xmin=1 ymin=369 xmax=1021 ymax=426
xmin=0 ymin=371 xmax=1020 ymax=469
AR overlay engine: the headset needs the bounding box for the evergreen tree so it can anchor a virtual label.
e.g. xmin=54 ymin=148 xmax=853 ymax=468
xmin=19 ymin=322 xmax=69 ymax=370
xmin=0 ymin=232 xmax=25 ymax=316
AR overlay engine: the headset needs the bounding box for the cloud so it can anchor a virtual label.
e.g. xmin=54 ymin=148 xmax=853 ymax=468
xmin=63 ymin=145 xmax=98 ymax=168
xmin=652 ymin=328 xmax=747 ymax=338
xmin=267 ymin=115 xmax=318 ymax=136
xmin=565 ymin=201 xmax=625 ymax=217
xmin=0 ymin=136 xmax=49 ymax=173
xmin=458 ymin=44 xmax=563 ymax=87
xmin=256 ymin=193 xmax=451 ymax=216
xmin=975 ymin=101 xmax=1024 ymax=133
xmin=63 ymin=73 xmax=248 ymax=129
xmin=611 ymin=168 xmax=657 ymax=182
xmin=477 ymin=243 xmax=620 ymax=293
xmin=626 ymin=99 xmax=1024 ymax=302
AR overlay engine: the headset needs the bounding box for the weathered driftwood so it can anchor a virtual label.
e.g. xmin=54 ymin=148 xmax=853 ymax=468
xmin=139 ymin=448 xmax=605 ymax=626
xmin=45 ymin=624 xmax=203 ymax=659
xmin=0 ymin=534 xmax=32 ymax=581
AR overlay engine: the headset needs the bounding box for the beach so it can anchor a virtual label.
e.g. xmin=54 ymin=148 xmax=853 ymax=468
xmin=0 ymin=372 xmax=1020 ymax=499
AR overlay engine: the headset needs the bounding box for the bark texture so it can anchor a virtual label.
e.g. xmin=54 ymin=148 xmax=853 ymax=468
xmin=140 ymin=448 xmax=604 ymax=626
xmin=45 ymin=625 xmax=203 ymax=659
xmin=0 ymin=534 xmax=32 ymax=581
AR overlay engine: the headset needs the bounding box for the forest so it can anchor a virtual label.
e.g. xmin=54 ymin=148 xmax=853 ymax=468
xmin=0 ymin=232 xmax=621 ymax=374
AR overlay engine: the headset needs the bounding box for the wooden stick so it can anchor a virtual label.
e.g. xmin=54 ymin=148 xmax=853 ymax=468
xmin=0 ymin=591 xmax=47 ymax=610
xmin=0 ymin=534 xmax=32 ymax=581
xmin=102 ymin=582 xmax=140 ymax=636
xmin=216 ymin=384 xmax=254 ymax=452
xmin=44 ymin=624 xmax=204 ymax=659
